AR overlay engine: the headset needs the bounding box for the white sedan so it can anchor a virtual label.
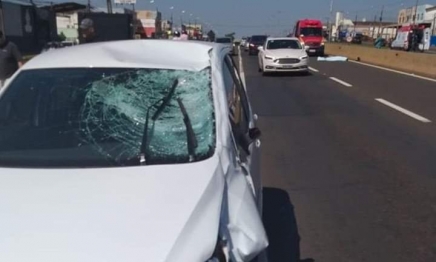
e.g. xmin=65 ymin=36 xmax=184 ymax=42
xmin=0 ymin=40 xmax=268 ymax=262
xmin=257 ymin=37 xmax=309 ymax=75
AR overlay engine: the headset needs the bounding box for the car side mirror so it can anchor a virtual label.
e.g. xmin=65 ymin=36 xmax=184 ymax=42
xmin=258 ymin=46 xmax=263 ymax=51
xmin=248 ymin=127 xmax=261 ymax=141
xmin=238 ymin=127 xmax=262 ymax=155
xmin=304 ymin=45 xmax=309 ymax=50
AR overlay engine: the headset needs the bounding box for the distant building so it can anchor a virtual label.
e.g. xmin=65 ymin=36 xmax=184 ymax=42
xmin=398 ymin=4 xmax=435 ymax=25
xmin=333 ymin=12 xmax=396 ymax=39
xmin=55 ymin=4 xmax=132 ymax=42
xmin=183 ymin=23 xmax=202 ymax=39
xmin=161 ymin=20 xmax=172 ymax=32
xmin=397 ymin=4 xmax=436 ymax=46
xmin=135 ymin=10 xmax=162 ymax=38
xmin=0 ymin=0 xmax=57 ymax=54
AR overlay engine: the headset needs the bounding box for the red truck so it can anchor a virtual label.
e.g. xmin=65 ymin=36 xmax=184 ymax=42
xmin=292 ymin=19 xmax=325 ymax=56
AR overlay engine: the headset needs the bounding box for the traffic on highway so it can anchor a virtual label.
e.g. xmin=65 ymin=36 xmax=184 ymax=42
xmin=1 ymin=0 xmax=436 ymax=261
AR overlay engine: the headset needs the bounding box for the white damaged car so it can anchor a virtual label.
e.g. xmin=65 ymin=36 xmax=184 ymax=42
xmin=0 ymin=40 xmax=268 ymax=261
xmin=258 ymin=37 xmax=309 ymax=75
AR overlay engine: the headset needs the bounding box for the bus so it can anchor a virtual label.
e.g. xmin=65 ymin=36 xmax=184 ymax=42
xmin=293 ymin=19 xmax=325 ymax=56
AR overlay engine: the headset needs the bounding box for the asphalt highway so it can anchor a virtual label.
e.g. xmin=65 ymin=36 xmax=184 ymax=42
xmin=239 ymin=51 xmax=436 ymax=262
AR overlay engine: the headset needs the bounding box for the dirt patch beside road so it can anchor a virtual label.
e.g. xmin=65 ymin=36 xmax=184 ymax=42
xmin=325 ymin=43 xmax=436 ymax=79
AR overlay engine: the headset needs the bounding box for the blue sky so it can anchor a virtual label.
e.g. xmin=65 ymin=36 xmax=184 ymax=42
xmin=54 ymin=0 xmax=434 ymax=36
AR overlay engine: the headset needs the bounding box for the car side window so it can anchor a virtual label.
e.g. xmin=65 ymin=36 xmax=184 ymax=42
xmin=223 ymin=55 xmax=251 ymax=158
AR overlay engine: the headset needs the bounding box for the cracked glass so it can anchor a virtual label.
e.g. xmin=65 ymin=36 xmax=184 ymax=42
xmin=0 ymin=67 xmax=215 ymax=167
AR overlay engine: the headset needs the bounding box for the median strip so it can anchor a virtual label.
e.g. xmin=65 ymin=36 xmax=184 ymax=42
xmin=375 ymin=98 xmax=431 ymax=123
xmin=329 ymin=77 xmax=352 ymax=87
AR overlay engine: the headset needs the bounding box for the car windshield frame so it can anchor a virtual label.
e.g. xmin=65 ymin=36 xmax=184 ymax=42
xmin=300 ymin=27 xmax=323 ymax=36
xmin=266 ymin=39 xmax=302 ymax=50
xmin=0 ymin=67 xmax=216 ymax=168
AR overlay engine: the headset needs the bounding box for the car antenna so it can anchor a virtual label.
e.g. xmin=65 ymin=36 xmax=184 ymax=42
xmin=139 ymin=79 xmax=179 ymax=165
xmin=176 ymin=97 xmax=198 ymax=161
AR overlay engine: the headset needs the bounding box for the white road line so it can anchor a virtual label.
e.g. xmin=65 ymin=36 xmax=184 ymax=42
xmin=238 ymin=47 xmax=247 ymax=88
xmin=375 ymin=98 xmax=431 ymax=123
xmin=349 ymin=60 xmax=436 ymax=83
xmin=329 ymin=77 xmax=352 ymax=87
xmin=308 ymin=67 xmax=319 ymax=72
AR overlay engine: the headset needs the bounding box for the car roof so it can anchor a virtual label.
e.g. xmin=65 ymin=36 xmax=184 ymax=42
xmin=266 ymin=37 xmax=299 ymax=41
xmin=24 ymin=40 xmax=222 ymax=71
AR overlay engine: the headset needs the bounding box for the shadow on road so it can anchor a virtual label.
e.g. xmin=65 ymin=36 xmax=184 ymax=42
xmin=263 ymin=72 xmax=312 ymax=78
xmin=263 ymin=187 xmax=314 ymax=262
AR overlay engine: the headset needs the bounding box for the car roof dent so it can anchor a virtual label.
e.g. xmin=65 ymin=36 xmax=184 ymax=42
xmin=25 ymin=40 xmax=214 ymax=71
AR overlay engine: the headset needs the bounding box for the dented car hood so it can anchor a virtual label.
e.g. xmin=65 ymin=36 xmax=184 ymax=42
xmin=0 ymin=153 xmax=267 ymax=262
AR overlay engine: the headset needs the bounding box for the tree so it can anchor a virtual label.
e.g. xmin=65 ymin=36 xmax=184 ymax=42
xmin=207 ymin=30 xmax=216 ymax=42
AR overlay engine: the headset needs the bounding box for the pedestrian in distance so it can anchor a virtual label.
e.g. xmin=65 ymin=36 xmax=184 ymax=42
xmin=79 ymin=18 xmax=96 ymax=44
xmin=173 ymin=30 xmax=181 ymax=40
xmin=0 ymin=31 xmax=23 ymax=88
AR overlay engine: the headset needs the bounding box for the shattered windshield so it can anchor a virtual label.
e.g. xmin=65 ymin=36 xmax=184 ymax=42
xmin=0 ymin=68 xmax=215 ymax=167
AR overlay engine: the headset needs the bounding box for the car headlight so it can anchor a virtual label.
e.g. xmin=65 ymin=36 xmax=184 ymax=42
xmin=321 ymin=42 xmax=325 ymax=45
xmin=300 ymin=56 xmax=308 ymax=59
xmin=264 ymin=55 xmax=273 ymax=60
xmin=250 ymin=43 xmax=254 ymax=46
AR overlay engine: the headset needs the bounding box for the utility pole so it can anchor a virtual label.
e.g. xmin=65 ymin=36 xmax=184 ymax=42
xmin=354 ymin=12 xmax=358 ymax=33
xmin=106 ymin=0 xmax=112 ymax=14
xmin=377 ymin=5 xmax=384 ymax=36
xmin=328 ymin=0 xmax=333 ymax=41
xmin=87 ymin=0 xmax=91 ymax=12
xmin=170 ymin=13 xmax=173 ymax=31
xmin=412 ymin=0 xmax=419 ymax=25
xmin=371 ymin=14 xmax=377 ymax=38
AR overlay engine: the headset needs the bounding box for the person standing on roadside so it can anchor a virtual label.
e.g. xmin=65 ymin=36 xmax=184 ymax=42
xmin=79 ymin=18 xmax=96 ymax=44
xmin=0 ymin=31 xmax=23 ymax=88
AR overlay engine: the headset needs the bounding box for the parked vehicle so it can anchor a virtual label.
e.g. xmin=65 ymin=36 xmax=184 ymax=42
xmin=0 ymin=40 xmax=268 ymax=262
xmin=257 ymin=37 xmax=309 ymax=75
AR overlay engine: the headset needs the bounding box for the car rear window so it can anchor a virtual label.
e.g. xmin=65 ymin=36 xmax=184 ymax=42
xmin=251 ymin=35 xmax=267 ymax=42
xmin=0 ymin=67 xmax=215 ymax=168
xmin=216 ymin=38 xmax=232 ymax=43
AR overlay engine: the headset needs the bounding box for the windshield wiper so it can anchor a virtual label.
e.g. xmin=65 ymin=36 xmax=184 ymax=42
xmin=139 ymin=79 xmax=179 ymax=165
xmin=176 ymin=98 xmax=198 ymax=161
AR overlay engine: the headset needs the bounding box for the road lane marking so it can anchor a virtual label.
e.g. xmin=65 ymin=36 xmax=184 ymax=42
xmin=308 ymin=67 xmax=319 ymax=72
xmin=349 ymin=60 xmax=436 ymax=83
xmin=329 ymin=77 xmax=352 ymax=87
xmin=375 ymin=98 xmax=431 ymax=123
xmin=238 ymin=47 xmax=247 ymax=88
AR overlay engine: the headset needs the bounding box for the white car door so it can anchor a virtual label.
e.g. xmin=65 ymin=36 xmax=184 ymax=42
xmin=223 ymin=55 xmax=262 ymax=210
